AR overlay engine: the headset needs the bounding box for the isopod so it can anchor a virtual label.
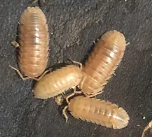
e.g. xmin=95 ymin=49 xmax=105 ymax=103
xmin=33 ymin=65 xmax=83 ymax=99
xmin=79 ymin=30 xmax=126 ymax=96
xmin=142 ymin=120 xmax=152 ymax=137
xmin=10 ymin=6 xmax=49 ymax=80
xmin=63 ymin=96 xmax=129 ymax=129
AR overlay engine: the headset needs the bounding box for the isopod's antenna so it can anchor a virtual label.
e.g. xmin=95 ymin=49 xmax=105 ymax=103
xmin=33 ymin=69 xmax=51 ymax=81
xmin=62 ymin=90 xmax=82 ymax=122
xmin=9 ymin=65 xmax=50 ymax=81
xmin=65 ymin=92 xmax=76 ymax=104
xmin=9 ymin=65 xmax=30 ymax=80
xmin=62 ymin=93 xmax=73 ymax=123
xmin=62 ymin=106 xmax=68 ymax=123
xmin=78 ymin=72 xmax=86 ymax=89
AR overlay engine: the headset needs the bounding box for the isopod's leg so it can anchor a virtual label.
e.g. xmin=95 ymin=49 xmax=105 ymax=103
xmin=72 ymin=86 xmax=82 ymax=94
xmin=65 ymin=91 xmax=82 ymax=104
xmin=126 ymin=42 xmax=130 ymax=46
xmin=68 ymin=59 xmax=82 ymax=69
xmin=113 ymin=72 xmax=116 ymax=76
xmin=142 ymin=120 xmax=152 ymax=137
xmin=11 ymin=41 xmax=20 ymax=48
xmin=87 ymin=90 xmax=104 ymax=98
xmin=33 ymin=69 xmax=52 ymax=81
xmin=79 ymin=74 xmax=87 ymax=89
xmin=9 ymin=65 xmax=29 ymax=80
xmin=74 ymin=90 xmax=82 ymax=94
xmin=72 ymin=61 xmax=82 ymax=69
xmin=62 ymin=106 xmax=68 ymax=123
xmin=93 ymin=39 xmax=99 ymax=44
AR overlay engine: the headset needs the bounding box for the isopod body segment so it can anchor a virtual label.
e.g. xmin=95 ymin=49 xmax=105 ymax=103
xmin=33 ymin=65 xmax=83 ymax=99
xmin=79 ymin=30 xmax=126 ymax=96
xmin=65 ymin=96 xmax=129 ymax=129
xmin=12 ymin=6 xmax=49 ymax=79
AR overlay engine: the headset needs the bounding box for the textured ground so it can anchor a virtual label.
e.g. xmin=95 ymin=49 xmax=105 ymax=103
xmin=0 ymin=0 xmax=152 ymax=137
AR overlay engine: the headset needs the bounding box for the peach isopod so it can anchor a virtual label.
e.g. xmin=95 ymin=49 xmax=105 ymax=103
xmin=11 ymin=6 xmax=49 ymax=80
xmin=79 ymin=30 xmax=126 ymax=96
xmin=64 ymin=96 xmax=129 ymax=129
xmin=33 ymin=65 xmax=83 ymax=99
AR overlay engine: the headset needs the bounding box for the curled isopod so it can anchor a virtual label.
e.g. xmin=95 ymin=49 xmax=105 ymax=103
xmin=33 ymin=65 xmax=83 ymax=99
xmin=63 ymin=96 xmax=129 ymax=129
xmin=79 ymin=30 xmax=126 ymax=96
xmin=10 ymin=6 xmax=49 ymax=80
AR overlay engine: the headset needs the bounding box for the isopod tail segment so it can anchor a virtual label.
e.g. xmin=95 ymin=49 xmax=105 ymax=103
xmin=85 ymin=90 xmax=105 ymax=98
xmin=9 ymin=65 xmax=50 ymax=81
xmin=142 ymin=120 xmax=152 ymax=137
xmin=78 ymin=72 xmax=104 ymax=98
